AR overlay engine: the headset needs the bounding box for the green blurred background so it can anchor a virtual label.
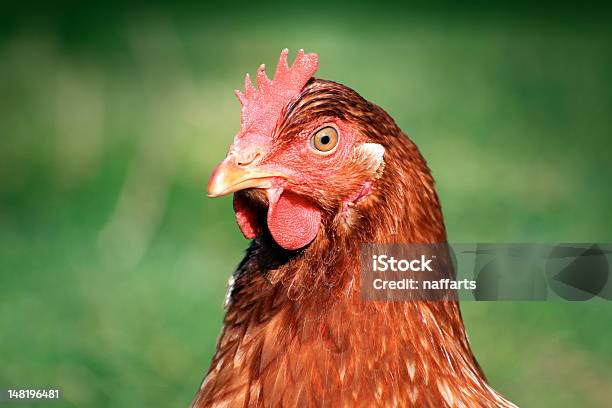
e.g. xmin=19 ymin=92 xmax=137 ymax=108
xmin=1 ymin=2 xmax=612 ymax=407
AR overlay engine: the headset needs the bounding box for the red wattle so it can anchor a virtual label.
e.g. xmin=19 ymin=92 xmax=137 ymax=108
xmin=233 ymin=194 xmax=259 ymax=239
xmin=267 ymin=190 xmax=321 ymax=250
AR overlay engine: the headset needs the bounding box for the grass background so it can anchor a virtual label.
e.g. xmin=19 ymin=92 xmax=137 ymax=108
xmin=1 ymin=2 xmax=611 ymax=407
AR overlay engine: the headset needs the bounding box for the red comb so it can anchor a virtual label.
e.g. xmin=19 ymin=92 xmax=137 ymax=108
xmin=234 ymin=49 xmax=319 ymax=141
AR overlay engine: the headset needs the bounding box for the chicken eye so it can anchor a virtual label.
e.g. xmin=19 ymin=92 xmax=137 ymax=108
xmin=311 ymin=126 xmax=339 ymax=153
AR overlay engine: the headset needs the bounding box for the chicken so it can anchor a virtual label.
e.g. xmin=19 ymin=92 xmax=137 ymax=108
xmin=192 ymin=49 xmax=516 ymax=407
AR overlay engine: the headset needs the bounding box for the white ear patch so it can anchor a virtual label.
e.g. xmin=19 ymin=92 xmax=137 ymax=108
xmin=353 ymin=143 xmax=385 ymax=179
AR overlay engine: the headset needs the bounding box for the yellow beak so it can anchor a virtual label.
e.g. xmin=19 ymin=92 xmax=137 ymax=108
xmin=207 ymin=154 xmax=285 ymax=197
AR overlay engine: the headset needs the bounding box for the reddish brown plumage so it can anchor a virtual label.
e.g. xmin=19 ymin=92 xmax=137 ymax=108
xmin=194 ymin=63 xmax=516 ymax=407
